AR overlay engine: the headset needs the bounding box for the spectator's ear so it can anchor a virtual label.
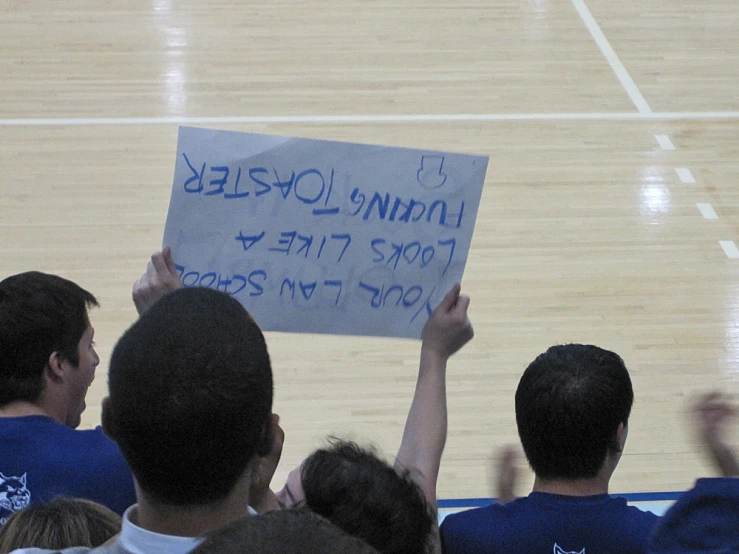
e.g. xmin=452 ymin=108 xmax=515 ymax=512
xmin=101 ymin=397 xmax=117 ymax=442
xmin=613 ymin=422 xmax=628 ymax=453
xmin=257 ymin=413 xmax=279 ymax=456
xmin=46 ymin=351 xmax=66 ymax=382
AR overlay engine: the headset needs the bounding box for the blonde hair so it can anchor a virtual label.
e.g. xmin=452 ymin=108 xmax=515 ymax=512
xmin=0 ymin=498 xmax=121 ymax=553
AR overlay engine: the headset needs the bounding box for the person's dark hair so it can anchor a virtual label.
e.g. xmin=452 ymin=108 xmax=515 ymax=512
xmin=192 ymin=509 xmax=379 ymax=554
xmin=301 ymin=440 xmax=434 ymax=554
xmin=515 ymin=343 xmax=634 ymax=480
xmin=0 ymin=497 xmax=120 ymax=553
xmin=105 ymin=287 xmax=273 ymax=506
xmin=0 ymin=272 xmax=98 ymax=408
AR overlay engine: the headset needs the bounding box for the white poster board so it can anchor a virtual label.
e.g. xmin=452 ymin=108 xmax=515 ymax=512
xmin=163 ymin=126 xmax=488 ymax=339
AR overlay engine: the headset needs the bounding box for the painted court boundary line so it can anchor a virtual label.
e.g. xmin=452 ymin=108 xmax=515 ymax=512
xmin=654 ymin=134 xmax=675 ymax=150
xmin=438 ymin=491 xmax=684 ymax=509
xmin=676 ymin=168 xmax=696 ymax=184
xmin=569 ymin=0 xmax=651 ymax=113
xmin=3 ymin=111 xmax=739 ymax=126
xmin=720 ymin=241 xmax=739 ymax=259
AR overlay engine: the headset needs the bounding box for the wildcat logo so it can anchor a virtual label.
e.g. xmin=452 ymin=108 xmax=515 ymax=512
xmin=0 ymin=473 xmax=31 ymax=525
xmin=554 ymin=545 xmax=584 ymax=554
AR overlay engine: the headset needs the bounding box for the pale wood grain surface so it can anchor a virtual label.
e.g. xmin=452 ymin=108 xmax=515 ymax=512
xmin=1 ymin=0 xmax=738 ymax=501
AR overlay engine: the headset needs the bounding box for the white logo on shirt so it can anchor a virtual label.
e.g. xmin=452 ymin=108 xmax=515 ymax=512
xmin=0 ymin=472 xmax=31 ymax=525
xmin=554 ymin=544 xmax=585 ymax=554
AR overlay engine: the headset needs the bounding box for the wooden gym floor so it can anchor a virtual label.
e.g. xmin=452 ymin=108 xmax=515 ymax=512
xmin=1 ymin=0 xmax=738 ymax=505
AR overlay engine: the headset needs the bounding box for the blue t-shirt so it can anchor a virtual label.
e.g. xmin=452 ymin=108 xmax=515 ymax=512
xmin=440 ymin=492 xmax=660 ymax=554
xmin=0 ymin=416 xmax=136 ymax=523
xmin=647 ymin=478 xmax=739 ymax=553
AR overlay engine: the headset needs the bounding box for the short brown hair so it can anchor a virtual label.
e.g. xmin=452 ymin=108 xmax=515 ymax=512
xmin=192 ymin=509 xmax=379 ymax=554
xmin=0 ymin=497 xmax=121 ymax=553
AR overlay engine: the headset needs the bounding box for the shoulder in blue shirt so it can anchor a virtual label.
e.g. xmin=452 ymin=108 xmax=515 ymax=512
xmin=0 ymin=416 xmax=136 ymax=523
xmin=441 ymin=493 xmax=660 ymax=554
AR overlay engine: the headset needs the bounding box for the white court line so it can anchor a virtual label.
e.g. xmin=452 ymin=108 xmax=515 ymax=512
xmin=676 ymin=168 xmax=696 ymax=184
xmin=655 ymin=135 xmax=675 ymax=150
xmin=3 ymin=112 xmax=739 ymax=127
xmin=569 ymin=0 xmax=652 ymax=114
xmin=697 ymin=203 xmax=718 ymax=220
xmin=720 ymin=241 xmax=739 ymax=259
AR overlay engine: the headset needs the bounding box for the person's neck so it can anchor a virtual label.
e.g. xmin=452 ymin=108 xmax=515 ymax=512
xmin=0 ymin=401 xmax=54 ymax=421
xmin=532 ymin=474 xmax=611 ymax=496
xmin=134 ymin=486 xmax=251 ymax=537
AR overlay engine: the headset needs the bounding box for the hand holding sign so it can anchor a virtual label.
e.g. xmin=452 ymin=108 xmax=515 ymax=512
xmin=132 ymin=247 xmax=183 ymax=315
xmin=163 ymin=127 xmax=488 ymax=339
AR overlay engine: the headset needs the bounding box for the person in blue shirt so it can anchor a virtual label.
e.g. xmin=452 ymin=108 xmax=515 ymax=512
xmin=11 ymin=275 xmax=280 ymax=554
xmin=440 ymin=344 xmax=659 ymax=554
xmin=0 ymin=271 xmax=137 ymax=521
xmin=647 ymin=391 xmax=738 ymax=553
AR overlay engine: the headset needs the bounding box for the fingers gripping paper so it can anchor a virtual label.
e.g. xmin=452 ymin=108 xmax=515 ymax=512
xmin=163 ymin=126 xmax=488 ymax=339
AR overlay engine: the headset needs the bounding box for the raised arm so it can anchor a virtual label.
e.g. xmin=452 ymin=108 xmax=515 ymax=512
xmin=395 ymin=284 xmax=474 ymax=506
xmin=694 ymin=391 xmax=738 ymax=477
xmin=132 ymin=247 xmax=183 ymax=315
xmin=493 ymin=445 xmax=520 ymax=504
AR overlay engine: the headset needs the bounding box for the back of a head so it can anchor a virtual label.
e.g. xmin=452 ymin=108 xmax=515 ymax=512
xmin=0 ymin=497 xmax=121 ymax=553
xmin=106 ymin=287 xmax=273 ymax=506
xmin=515 ymin=344 xmax=634 ymax=480
xmin=0 ymin=272 xmax=98 ymax=407
xmin=301 ymin=440 xmax=434 ymax=554
xmin=192 ymin=510 xmax=380 ymax=554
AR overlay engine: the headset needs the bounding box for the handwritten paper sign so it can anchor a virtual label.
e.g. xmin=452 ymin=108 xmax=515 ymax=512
xmin=163 ymin=126 xmax=488 ymax=339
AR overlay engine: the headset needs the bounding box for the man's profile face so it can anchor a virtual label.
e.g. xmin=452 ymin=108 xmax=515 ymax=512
xmin=64 ymin=323 xmax=100 ymax=428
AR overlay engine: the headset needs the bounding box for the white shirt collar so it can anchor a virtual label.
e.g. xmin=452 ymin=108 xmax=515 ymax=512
xmin=117 ymin=506 xmax=202 ymax=554
xmin=116 ymin=504 xmax=257 ymax=554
